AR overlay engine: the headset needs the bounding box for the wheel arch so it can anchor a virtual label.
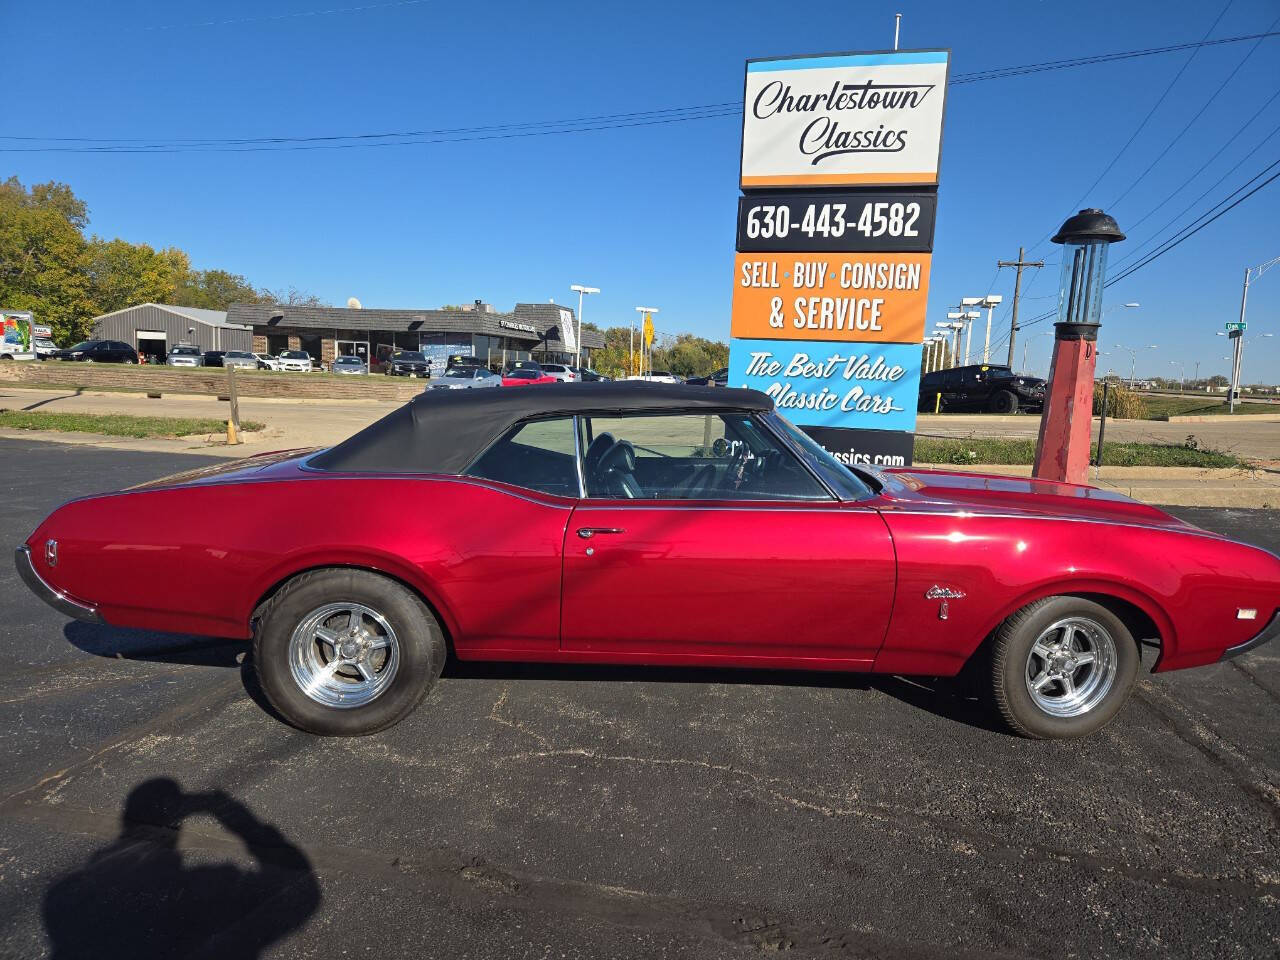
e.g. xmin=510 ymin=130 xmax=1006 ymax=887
xmin=245 ymin=555 xmax=460 ymax=651
xmin=973 ymin=580 xmax=1173 ymax=670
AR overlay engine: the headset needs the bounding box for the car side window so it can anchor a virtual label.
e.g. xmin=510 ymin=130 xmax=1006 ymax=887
xmin=580 ymin=412 xmax=829 ymax=501
xmin=465 ymin=417 xmax=579 ymax=497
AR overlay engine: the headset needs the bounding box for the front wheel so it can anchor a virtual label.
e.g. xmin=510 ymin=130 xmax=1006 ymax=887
xmin=990 ymin=596 xmax=1138 ymax=739
xmin=989 ymin=389 xmax=1019 ymax=414
xmin=253 ymin=569 xmax=446 ymax=735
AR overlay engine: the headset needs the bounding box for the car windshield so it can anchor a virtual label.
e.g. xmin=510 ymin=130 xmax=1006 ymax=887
xmin=395 ymin=352 xmax=426 ymax=362
xmin=68 ymin=341 xmax=99 ymax=351
xmin=508 ymin=370 xmax=537 ymax=379
xmin=281 ymin=351 xmax=309 ymax=359
xmin=171 ymin=346 xmax=199 ymax=355
xmin=763 ymin=412 xmax=875 ymax=501
xmin=336 ymin=357 xmax=361 ymax=364
xmin=225 ymin=352 xmax=252 ymax=358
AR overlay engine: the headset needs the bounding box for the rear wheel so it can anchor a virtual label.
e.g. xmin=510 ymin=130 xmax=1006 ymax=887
xmin=989 ymin=389 xmax=1019 ymax=414
xmin=253 ymin=569 xmax=446 ymax=735
xmin=990 ymin=596 xmax=1138 ymax=739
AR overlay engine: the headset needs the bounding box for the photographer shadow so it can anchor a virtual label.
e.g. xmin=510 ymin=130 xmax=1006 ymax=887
xmin=43 ymin=777 xmax=320 ymax=960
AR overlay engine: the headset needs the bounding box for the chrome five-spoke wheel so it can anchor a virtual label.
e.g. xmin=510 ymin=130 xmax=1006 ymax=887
xmin=288 ymin=602 xmax=400 ymax=708
xmin=1024 ymin=616 xmax=1117 ymax=718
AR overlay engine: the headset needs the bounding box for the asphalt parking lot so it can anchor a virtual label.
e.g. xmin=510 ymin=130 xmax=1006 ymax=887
xmin=1 ymin=437 xmax=1277 ymax=959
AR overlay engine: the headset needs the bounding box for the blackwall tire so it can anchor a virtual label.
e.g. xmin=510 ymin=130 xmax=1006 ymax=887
xmin=253 ymin=568 xmax=446 ymax=736
xmin=990 ymin=596 xmax=1139 ymax=739
xmin=989 ymin=390 xmax=1019 ymax=414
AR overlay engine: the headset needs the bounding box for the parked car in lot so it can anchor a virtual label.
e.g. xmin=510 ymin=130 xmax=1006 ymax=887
xmin=538 ymin=363 xmax=577 ymax=382
xmin=571 ymin=366 xmax=609 ymax=382
xmin=202 ymin=350 xmax=227 ymax=368
xmin=333 ymin=355 xmax=368 ymax=375
xmin=49 ymin=340 xmax=139 ymax=364
xmin=18 ymin=383 xmax=1278 ymax=738
xmin=685 ymin=367 xmax=728 ymax=387
xmin=33 ymin=338 xmax=58 ymax=360
xmin=222 ymin=350 xmax=259 ymax=371
xmin=445 ymin=355 xmax=489 ymax=375
xmin=626 ymin=371 xmax=682 ymax=384
xmin=919 ymin=364 xmax=1047 ymax=414
xmin=255 ymin=353 xmax=280 ymax=371
xmin=429 ymin=367 xmax=502 ymax=389
xmin=501 ymin=368 xmax=557 ymax=386
xmin=385 ymin=351 xmax=431 ymax=378
xmin=277 ymin=350 xmax=313 ymax=373
xmin=165 ymin=344 xmax=203 ymax=367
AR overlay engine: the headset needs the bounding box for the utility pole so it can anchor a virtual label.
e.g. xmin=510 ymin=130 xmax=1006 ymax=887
xmin=998 ymin=247 xmax=1045 ymax=369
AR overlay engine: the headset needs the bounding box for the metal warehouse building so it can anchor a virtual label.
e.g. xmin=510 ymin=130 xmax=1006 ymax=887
xmin=226 ymin=299 xmax=604 ymax=372
xmin=90 ymin=303 xmax=253 ymax=362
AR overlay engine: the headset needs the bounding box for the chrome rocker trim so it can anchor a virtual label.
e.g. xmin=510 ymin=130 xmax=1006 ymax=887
xmin=1220 ymin=610 xmax=1279 ymax=661
xmin=13 ymin=546 xmax=102 ymax=624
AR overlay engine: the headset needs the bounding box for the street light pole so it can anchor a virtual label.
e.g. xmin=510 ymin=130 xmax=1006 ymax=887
xmin=1229 ymin=255 xmax=1280 ymax=411
xmin=569 ymin=284 xmax=599 ymax=371
xmin=979 ymin=295 xmax=1003 ymax=363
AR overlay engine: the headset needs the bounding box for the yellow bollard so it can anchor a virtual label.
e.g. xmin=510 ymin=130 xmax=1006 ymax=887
xmin=934 ymin=392 xmax=942 ymax=414
xmin=226 ymin=420 xmax=240 ymax=445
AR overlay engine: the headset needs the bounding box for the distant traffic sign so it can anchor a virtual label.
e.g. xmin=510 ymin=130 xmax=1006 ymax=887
xmin=1225 ymin=321 xmax=1246 ymax=331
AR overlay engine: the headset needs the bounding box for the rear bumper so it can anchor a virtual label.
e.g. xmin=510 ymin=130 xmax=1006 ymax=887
xmin=13 ymin=546 xmax=102 ymax=624
xmin=1220 ymin=610 xmax=1279 ymax=660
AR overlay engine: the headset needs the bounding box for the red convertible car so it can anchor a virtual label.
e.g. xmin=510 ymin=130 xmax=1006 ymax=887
xmin=17 ymin=384 xmax=1279 ymax=738
xmin=501 ymin=369 xmax=557 ymax=387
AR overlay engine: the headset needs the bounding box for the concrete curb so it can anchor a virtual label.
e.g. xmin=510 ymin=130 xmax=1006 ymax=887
xmin=1162 ymin=413 xmax=1280 ymax=423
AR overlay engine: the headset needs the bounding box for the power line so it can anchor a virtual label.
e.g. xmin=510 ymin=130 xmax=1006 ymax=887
xmin=1005 ymin=160 xmax=1280 ymax=339
xmin=1106 ymin=160 xmax=1280 ymax=285
xmin=2 ymin=30 xmax=1278 ymax=154
xmin=142 ymin=0 xmax=432 ymax=32
xmin=1107 ymin=12 xmax=1280 ymax=208
xmin=1047 ymin=0 xmax=1234 ymax=223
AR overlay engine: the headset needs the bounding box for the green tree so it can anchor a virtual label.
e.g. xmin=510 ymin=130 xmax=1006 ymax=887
xmin=173 ymin=268 xmax=265 ymax=310
xmin=83 ymin=239 xmax=187 ymax=316
xmin=0 ymin=177 xmax=94 ymax=343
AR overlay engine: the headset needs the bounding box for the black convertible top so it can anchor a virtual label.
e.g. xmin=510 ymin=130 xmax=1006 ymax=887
xmin=308 ymin=381 xmax=773 ymax=475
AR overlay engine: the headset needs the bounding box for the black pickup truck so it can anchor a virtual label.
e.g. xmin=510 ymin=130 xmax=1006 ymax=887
xmin=918 ymin=364 xmax=1046 ymax=414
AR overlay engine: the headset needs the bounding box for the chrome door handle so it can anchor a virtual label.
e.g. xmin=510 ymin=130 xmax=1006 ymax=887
xmin=577 ymin=527 xmax=625 ymax=539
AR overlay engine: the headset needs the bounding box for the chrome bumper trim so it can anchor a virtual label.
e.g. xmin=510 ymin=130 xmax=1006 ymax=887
xmin=1220 ymin=610 xmax=1279 ymax=661
xmin=13 ymin=546 xmax=102 ymax=623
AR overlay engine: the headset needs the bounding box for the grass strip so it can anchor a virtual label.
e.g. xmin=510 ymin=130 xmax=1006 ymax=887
xmin=0 ymin=410 xmax=264 ymax=439
xmin=914 ymin=436 xmax=1242 ymax=468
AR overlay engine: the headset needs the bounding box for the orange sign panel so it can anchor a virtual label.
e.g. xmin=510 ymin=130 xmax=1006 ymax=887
xmin=730 ymin=252 xmax=931 ymax=344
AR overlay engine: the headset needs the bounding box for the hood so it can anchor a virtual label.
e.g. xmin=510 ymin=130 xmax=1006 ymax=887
xmin=125 ymin=448 xmax=320 ymax=491
xmin=874 ymin=467 xmax=1211 ymax=535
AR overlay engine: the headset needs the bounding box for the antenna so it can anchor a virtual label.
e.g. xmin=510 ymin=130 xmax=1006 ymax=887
xmin=893 ymin=13 xmax=901 ymax=50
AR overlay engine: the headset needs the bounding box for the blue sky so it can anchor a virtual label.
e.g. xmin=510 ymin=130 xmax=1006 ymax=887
xmin=4 ymin=0 xmax=1279 ymax=382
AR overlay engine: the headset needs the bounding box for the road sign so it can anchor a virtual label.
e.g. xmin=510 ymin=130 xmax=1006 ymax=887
xmin=642 ymin=313 xmax=654 ymax=348
xmin=1225 ymin=321 xmax=1246 ymax=332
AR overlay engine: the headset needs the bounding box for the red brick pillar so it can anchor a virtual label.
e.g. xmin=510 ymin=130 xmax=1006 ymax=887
xmin=1032 ymin=336 xmax=1097 ymax=484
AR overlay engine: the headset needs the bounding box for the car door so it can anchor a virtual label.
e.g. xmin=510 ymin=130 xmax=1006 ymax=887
xmin=560 ymin=411 xmax=896 ymax=666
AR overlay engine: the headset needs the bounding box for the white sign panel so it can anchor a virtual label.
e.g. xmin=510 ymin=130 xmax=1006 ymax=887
xmin=558 ymin=307 xmax=576 ymax=353
xmin=741 ymin=50 xmax=949 ymax=189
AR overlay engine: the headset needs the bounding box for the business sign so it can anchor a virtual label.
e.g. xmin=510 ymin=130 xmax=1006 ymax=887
xmin=730 ymin=252 xmax=931 ymax=343
xmin=558 ymin=307 xmax=577 ymax=353
xmin=801 ymin=425 xmax=916 ymax=468
xmin=741 ymin=50 xmax=949 ymax=189
xmin=729 ymin=338 xmax=921 ymax=433
xmin=737 ymin=192 xmax=936 ymax=253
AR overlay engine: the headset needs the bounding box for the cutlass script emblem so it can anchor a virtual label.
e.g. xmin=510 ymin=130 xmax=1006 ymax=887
xmin=926 ymin=585 xmax=963 ymax=621
xmin=45 ymin=539 xmax=58 ymax=567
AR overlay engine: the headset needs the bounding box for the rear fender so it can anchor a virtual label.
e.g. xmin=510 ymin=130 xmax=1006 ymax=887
xmin=243 ymin=548 xmax=462 ymax=642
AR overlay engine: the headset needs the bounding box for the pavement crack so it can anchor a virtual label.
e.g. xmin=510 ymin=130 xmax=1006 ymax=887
xmin=495 ymin=746 xmax=1280 ymax=900
xmin=1135 ymin=681 xmax=1280 ymax=826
